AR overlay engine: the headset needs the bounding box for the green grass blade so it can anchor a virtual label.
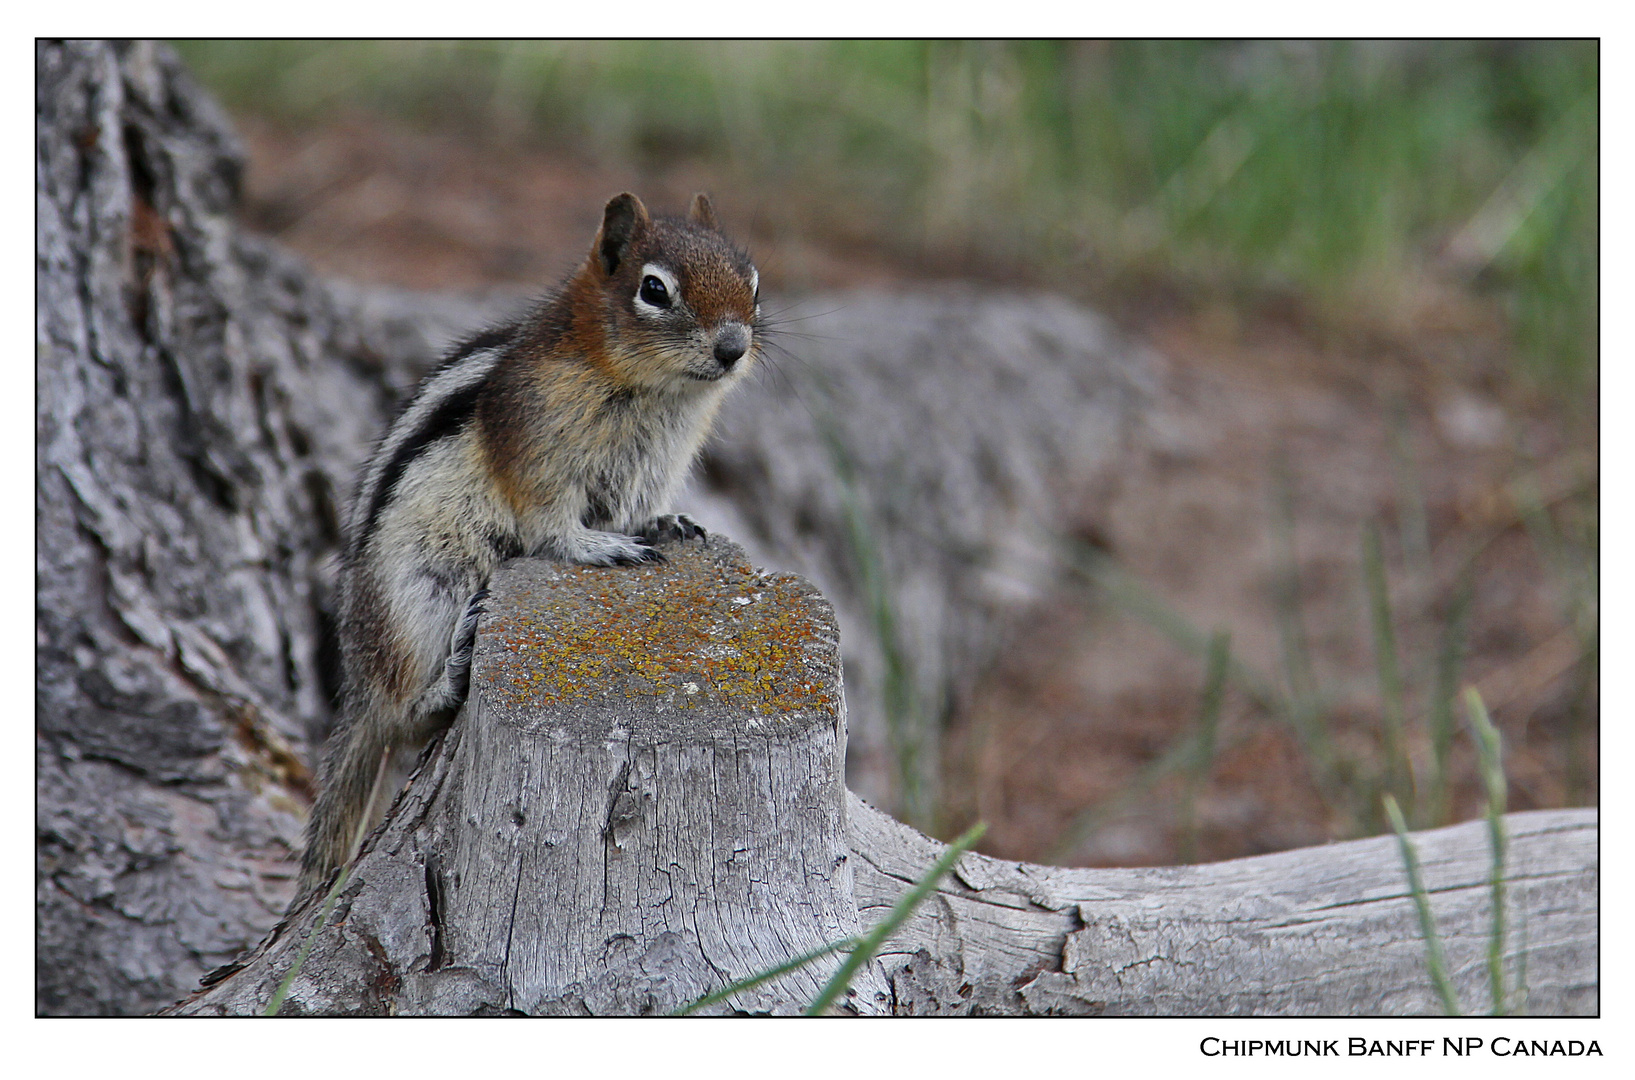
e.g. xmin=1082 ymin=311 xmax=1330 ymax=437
xmin=1055 ymin=538 xmax=1351 ymax=858
xmin=1384 ymin=400 xmax=1433 ymax=589
xmin=1427 ymin=567 xmax=1474 ymax=826
xmin=1047 ymin=725 xmax=1214 ymax=863
xmin=264 ymin=866 xmax=352 ymax=1016
xmin=1464 ymin=688 xmax=1510 ymax=1015
xmin=805 ymin=822 xmax=987 ymax=1016
xmin=1513 ymin=873 xmax=1532 ymax=1015
xmin=670 ymin=937 xmax=860 ymax=1016
xmin=1270 ymin=453 xmax=1332 ymax=782
xmin=268 ymin=751 xmax=389 ymax=1015
xmin=174 ymin=41 xmax=1598 ymax=399
xmin=1362 ymin=522 xmax=1411 ymax=823
xmin=807 ymin=386 xmax=931 ymax=829
xmin=1383 ymin=794 xmax=1461 ymax=1016
xmin=1180 ymin=630 xmax=1231 ymax=863
xmin=1509 ymin=466 xmax=1597 ymax=806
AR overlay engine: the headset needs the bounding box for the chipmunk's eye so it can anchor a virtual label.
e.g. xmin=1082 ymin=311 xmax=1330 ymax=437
xmin=635 ymin=264 xmax=680 ymax=317
xmin=639 ymin=275 xmax=671 ymax=308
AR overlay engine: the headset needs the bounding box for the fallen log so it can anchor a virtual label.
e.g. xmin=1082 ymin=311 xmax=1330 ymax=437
xmin=852 ymin=793 xmax=1596 ymax=1016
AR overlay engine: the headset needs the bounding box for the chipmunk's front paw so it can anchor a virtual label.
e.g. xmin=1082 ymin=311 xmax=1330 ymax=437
xmin=560 ymin=529 xmax=668 ymax=566
xmin=610 ymin=536 xmax=666 ymax=566
xmin=640 ymin=513 xmax=706 ymax=544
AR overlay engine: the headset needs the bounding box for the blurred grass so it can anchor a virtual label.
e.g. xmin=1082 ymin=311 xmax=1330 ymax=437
xmin=1057 ymin=454 xmax=1594 ymax=859
xmin=1384 ymin=792 xmax=1462 ymax=1015
xmin=173 ymin=39 xmax=1597 ymax=399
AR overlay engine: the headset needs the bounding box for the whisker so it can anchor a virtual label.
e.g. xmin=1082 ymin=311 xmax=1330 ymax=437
xmin=760 ymin=302 xmax=848 ymax=326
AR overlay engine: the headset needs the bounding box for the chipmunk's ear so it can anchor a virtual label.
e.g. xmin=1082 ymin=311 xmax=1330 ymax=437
xmin=688 ymin=192 xmax=718 ymax=230
xmin=596 ymin=193 xmax=650 ymax=275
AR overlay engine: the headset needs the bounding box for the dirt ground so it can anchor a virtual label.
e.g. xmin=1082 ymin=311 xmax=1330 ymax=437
xmin=232 ymin=117 xmax=1598 ymax=868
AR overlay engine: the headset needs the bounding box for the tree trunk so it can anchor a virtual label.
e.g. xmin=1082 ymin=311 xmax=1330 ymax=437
xmin=169 ymin=538 xmax=1596 ymax=1016
xmin=35 ymin=39 xmax=1155 ymax=1014
xmin=37 ymin=38 xmax=538 ymax=1018
xmin=37 ymin=38 xmax=372 ymax=1015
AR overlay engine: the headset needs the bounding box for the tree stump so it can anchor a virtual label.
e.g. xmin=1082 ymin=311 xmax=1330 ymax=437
xmin=170 ymin=536 xmax=892 ymax=1015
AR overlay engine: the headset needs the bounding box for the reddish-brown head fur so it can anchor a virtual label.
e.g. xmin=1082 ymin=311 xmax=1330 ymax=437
xmin=569 ymin=192 xmax=760 ymax=390
xmin=479 ymin=193 xmax=761 ymax=513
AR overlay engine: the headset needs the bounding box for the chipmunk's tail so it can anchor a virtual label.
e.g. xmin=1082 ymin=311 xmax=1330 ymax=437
xmin=295 ymin=707 xmax=394 ymax=902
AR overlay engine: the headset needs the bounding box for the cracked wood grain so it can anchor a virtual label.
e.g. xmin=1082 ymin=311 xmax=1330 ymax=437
xmin=849 ymin=793 xmax=1597 ymax=1016
xmin=169 ymin=538 xmax=892 ymax=1015
xmin=39 ymin=42 xmax=1162 ymax=1013
xmin=169 ymin=536 xmax=1595 ymax=1015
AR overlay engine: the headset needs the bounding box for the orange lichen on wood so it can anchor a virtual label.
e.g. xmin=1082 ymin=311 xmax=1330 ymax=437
xmin=479 ymin=538 xmax=839 ymax=717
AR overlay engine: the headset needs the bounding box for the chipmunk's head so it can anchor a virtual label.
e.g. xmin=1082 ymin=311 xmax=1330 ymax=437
xmin=587 ymin=192 xmax=760 ymax=391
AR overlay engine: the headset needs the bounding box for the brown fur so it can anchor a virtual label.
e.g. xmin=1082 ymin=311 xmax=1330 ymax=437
xmin=297 ymin=194 xmax=760 ymax=899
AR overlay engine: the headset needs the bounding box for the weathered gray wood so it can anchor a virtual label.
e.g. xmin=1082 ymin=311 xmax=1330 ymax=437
xmin=35 ymin=40 xmax=1160 ymax=1013
xmin=168 ymin=538 xmax=892 ymax=1015
xmin=851 ymin=793 xmax=1597 ymax=1015
xmin=35 ymin=39 xmax=532 ymax=1016
xmin=169 ymin=537 xmax=1596 ymax=1016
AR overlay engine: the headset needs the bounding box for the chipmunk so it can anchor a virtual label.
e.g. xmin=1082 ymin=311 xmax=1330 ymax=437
xmin=298 ymin=192 xmax=761 ymax=897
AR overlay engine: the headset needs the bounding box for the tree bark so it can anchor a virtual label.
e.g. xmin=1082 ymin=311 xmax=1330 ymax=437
xmin=169 ymin=539 xmax=1596 ymax=1016
xmin=35 ymin=40 xmax=1157 ymax=1014
xmin=38 ymin=38 xmax=542 ymax=1017
xmin=36 ymin=39 xmax=380 ymax=1015
xmin=240 ymin=282 xmax=1169 ymax=825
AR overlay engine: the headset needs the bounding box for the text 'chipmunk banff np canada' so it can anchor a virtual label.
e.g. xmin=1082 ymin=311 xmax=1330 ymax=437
xmin=299 ymin=192 xmax=762 ymax=897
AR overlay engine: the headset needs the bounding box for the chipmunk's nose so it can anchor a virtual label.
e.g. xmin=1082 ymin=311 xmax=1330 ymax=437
xmin=713 ymin=323 xmax=749 ymax=368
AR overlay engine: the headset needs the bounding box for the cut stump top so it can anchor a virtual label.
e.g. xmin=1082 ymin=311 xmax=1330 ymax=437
xmin=476 ymin=534 xmax=844 ymax=740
